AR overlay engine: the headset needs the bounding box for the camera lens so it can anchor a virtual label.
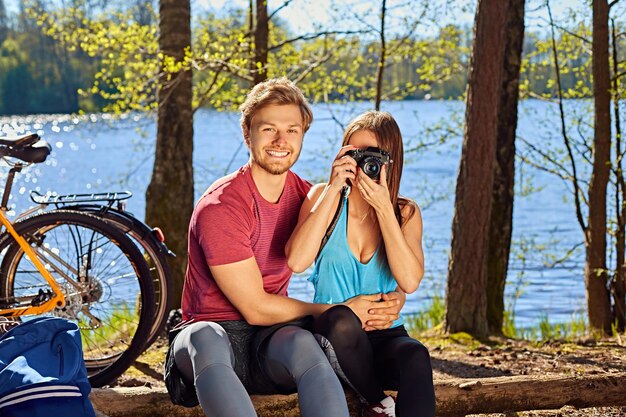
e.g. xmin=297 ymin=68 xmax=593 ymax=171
xmin=362 ymin=157 xmax=381 ymax=179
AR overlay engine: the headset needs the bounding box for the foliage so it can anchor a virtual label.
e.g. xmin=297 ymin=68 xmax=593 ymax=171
xmin=520 ymin=24 xmax=593 ymax=100
xmin=0 ymin=1 xmax=474 ymax=115
xmin=31 ymin=2 xmax=160 ymax=113
xmin=3 ymin=1 xmax=623 ymax=116
xmin=405 ymin=295 xmax=446 ymax=333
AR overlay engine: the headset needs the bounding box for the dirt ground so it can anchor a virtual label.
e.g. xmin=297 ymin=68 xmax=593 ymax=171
xmin=113 ymin=331 xmax=626 ymax=416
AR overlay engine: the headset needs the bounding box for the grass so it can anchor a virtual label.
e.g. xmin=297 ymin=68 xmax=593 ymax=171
xmin=505 ymin=311 xmax=589 ymax=342
xmin=81 ymin=302 xmax=140 ymax=355
xmin=404 ymin=296 xmax=608 ymax=343
xmin=404 ymin=295 xmax=446 ymax=333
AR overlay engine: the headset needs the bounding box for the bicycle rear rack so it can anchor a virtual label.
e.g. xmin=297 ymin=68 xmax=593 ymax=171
xmin=30 ymin=190 xmax=132 ymax=206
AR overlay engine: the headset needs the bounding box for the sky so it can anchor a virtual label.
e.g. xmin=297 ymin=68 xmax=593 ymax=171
xmin=4 ymin=0 xmax=593 ymax=38
xmin=190 ymin=0 xmax=588 ymax=37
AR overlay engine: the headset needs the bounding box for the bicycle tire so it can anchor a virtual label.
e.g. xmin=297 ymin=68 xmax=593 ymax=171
xmin=0 ymin=210 xmax=155 ymax=387
xmin=64 ymin=204 xmax=173 ymax=347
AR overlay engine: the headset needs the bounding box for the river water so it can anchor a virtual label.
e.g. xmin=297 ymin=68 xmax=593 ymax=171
xmin=0 ymin=99 xmax=593 ymax=328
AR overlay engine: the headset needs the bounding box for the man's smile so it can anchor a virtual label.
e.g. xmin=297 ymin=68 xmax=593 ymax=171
xmin=265 ymin=149 xmax=290 ymax=158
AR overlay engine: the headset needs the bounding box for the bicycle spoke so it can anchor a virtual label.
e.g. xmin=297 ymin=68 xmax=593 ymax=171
xmin=1 ymin=211 xmax=155 ymax=386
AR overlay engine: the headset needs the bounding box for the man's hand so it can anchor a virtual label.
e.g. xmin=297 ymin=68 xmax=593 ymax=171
xmin=363 ymin=290 xmax=406 ymax=331
xmin=342 ymin=293 xmax=400 ymax=330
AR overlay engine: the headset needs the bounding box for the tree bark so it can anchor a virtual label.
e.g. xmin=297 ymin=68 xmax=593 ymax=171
xmin=611 ymin=19 xmax=625 ymax=331
xmin=485 ymin=0 xmax=525 ymax=335
xmin=253 ymin=0 xmax=268 ymax=85
xmin=146 ymin=0 xmax=193 ymax=308
xmin=445 ymin=0 xmax=510 ymax=338
xmin=587 ymin=0 xmax=612 ymax=333
xmin=0 ymin=0 xmax=8 ymax=45
xmin=434 ymin=373 xmax=626 ymax=416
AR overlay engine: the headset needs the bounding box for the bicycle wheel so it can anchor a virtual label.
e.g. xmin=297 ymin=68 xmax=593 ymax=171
xmin=65 ymin=205 xmax=173 ymax=347
xmin=0 ymin=210 xmax=155 ymax=387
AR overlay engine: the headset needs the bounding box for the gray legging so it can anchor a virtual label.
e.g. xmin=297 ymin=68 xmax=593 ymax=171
xmin=172 ymin=321 xmax=349 ymax=417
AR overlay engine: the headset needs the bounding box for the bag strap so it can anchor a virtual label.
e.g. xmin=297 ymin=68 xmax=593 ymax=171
xmin=316 ymin=186 xmax=349 ymax=259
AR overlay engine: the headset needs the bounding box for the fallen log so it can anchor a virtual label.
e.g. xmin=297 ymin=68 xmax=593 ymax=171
xmin=436 ymin=372 xmax=626 ymax=415
xmin=89 ymin=388 xmax=352 ymax=417
xmin=89 ymin=372 xmax=626 ymax=417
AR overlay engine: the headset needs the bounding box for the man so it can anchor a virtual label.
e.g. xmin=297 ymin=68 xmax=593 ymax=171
xmin=165 ymin=78 xmax=404 ymax=417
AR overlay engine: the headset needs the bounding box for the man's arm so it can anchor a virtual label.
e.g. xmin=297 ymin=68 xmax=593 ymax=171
xmin=210 ymin=257 xmax=398 ymax=326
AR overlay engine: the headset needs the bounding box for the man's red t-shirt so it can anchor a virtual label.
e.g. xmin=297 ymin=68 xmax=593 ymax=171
xmin=180 ymin=164 xmax=311 ymax=322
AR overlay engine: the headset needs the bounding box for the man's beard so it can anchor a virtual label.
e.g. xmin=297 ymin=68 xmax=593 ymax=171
xmin=252 ymin=147 xmax=301 ymax=175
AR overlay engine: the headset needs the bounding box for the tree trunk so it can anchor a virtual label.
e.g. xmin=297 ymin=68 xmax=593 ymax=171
xmin=485 ymin=0 xmax=525 ymax=335
xmin=374 ymin=0 xmax=386 ymax=111
xmin=445 ymin=0 xmax=510 ymax=338
xmin=611 ymin=19 xmax=625 ymax=331
xmin=146 ymin=0 xmax=193 ymax=308
xmin=253 ymin=0 xmax=268 ymax=85
xmin=0 ymin=0 xmax=8 ymax=45
xmin=587 ymin=0 xmax=612 ymax=333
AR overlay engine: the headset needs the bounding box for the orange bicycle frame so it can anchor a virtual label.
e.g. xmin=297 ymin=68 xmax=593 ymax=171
xmin=0 ymin=210 xmax=66 ymax=316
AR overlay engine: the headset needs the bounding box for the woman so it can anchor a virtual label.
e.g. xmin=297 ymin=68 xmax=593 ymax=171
xmin=286 ymin=111 xmax=435 ymax=417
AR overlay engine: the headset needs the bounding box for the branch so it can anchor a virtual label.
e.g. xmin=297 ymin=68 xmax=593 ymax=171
xmin=406 ymin=126 xmax=460 ymax=153
xmin=268 ymin=30 xmax=369 ymax=52
xmin=609 ymin=0 xmax=622 ymax=9
xmin=612 ymin=17 xmax=626 ymax=278
xmin=349 ymin=5 xmax=380 ymax=34
xmin=613 ymin=70 xmax=626 ymax=82
xmin=574 ymin=120 xmax=593 ymax=166
xmin=518 ymin=136 xmax=572 ymax=181
xmin=385 ymin=9 xmax=428 ymax=57
xmin=157 ymin=67 xmax=187 ymax=111
xmin=547 ymin=0 xmax=587 ymax=233
xmin=193 ymin=56 xmax=254 ymax=83
xmin=517 ymin=149 xmax=572 ymax=182
xmin=543 ymin=241 xmax=585 ymax=268
xmin=322 ymin=104 xmax=347 ymax=132
xmin=215 ymin=60 xmax=254 ymax=82
xmin=526 ymin=91 xmax=558 ymax=103
xmin=267 ymin=0 xmax=293 ymax=22
xmin=538 ymin=17 xmax=592 ymax=44
xmin=380 ymin=84 xmax=416 ymax=101
xmin=193 ymin=65 xmax=226 ymax=113
xmin=405 ymin=137 xmax=451 ymax=153
xmin=517 ymin=139 xmax=589 ymax=208
xmin=291 ymin=51 xmax=335 ymax=84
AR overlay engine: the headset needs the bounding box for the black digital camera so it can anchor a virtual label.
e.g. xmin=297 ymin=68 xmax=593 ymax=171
xmin=346 ymin=147 xmax=391 ymax=181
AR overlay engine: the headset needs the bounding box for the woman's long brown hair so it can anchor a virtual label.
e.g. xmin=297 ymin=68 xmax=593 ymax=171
xmin=342 ymin=111 xmax=416 ymax=267
xmin=342 ymin=110 xmax=415 ymax=226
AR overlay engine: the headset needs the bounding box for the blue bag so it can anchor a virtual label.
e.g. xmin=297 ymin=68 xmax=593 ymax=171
xmin=0 ymin=316 xmax=96 ymax=417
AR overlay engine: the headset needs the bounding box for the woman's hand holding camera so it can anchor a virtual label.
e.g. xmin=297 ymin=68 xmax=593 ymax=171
xmin=328 ymin=145 xmax=357 ymax=191
xmin=355 ymin=164 xmax=393 ymax=214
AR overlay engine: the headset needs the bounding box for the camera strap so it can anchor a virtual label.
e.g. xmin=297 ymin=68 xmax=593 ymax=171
xmin=316 ymin=185 xmax=350 ymax=259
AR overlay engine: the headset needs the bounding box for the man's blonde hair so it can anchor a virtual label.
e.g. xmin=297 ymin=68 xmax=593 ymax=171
xmin=239 ymin=77 xmax=313 ymax=135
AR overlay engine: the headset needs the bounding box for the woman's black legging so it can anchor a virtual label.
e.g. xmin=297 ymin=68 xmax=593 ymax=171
xmin=314 ymin=305 xmax=436 ymax=417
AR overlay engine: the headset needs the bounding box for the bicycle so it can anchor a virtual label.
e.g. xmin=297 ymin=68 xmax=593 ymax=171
xmin=0 ymin=133 xmax=156 ymax=387
xmin=29 ymin=189 xmax=174 ymax=348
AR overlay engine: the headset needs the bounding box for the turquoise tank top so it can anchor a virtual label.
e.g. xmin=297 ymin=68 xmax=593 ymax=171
xmin=309 ymin=194 xmax=404 ymax=328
